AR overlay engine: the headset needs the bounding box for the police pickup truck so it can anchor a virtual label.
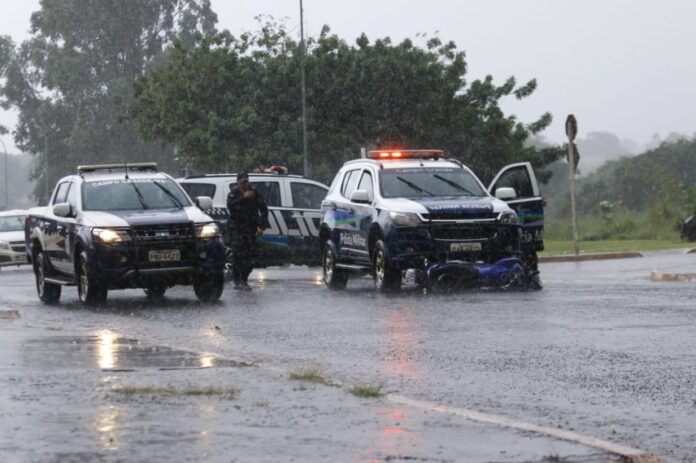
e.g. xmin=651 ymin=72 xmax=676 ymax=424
xmin=25 ymin=163 xmax=225 ymax=304
xmin=178 ymin=171 xmax=329 ymax=268
xmin=319 ymin=150 xmax=544 ymax=292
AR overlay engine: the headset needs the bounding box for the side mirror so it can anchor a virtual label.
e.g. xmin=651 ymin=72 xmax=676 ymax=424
xmin=195 ymin=196 xmax=213 ymax=210
xmin=495 ymin=187 xmax=517 ymax=200
xmin=350 ymin=189 xmax=371 ymax=204
xmin=53 ymin=202 xmax=72 ymax=218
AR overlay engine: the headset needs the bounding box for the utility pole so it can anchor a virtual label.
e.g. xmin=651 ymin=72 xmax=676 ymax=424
xmin=0 ymin=139 xmax=7 ymax=210
xmin=565 ymin=115 xmax=580 ymax=256
xmin=299 ymin=0 xmax=309 ymax=177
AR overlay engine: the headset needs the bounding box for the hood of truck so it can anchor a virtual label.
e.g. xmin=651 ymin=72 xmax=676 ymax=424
xmin=80 ymin=206 xmax=213 ymax=228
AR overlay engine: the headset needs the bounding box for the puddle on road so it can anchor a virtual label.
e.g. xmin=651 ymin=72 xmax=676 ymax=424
xmin=21 ymin=331 xmax=246 ymax=371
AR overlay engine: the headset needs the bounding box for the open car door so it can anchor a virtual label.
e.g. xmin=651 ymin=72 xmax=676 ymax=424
xmin=488 ymin=162 xmax=544 ymax=255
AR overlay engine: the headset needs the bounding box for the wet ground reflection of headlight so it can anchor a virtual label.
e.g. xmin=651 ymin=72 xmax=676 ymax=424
xmin=96 ymin=330 xmax=118 ymax=370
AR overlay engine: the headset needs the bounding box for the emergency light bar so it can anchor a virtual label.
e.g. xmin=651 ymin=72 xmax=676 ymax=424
xmin=78 ymin=162 xmax=158 ymax=174
xmin=367 ymin=150 xmax=445 ymax=160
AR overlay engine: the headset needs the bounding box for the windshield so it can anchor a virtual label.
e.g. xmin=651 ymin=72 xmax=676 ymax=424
xmin=380 ymin=168 xmax=486 ymax=198
xmin=82 ymin=178 xmax=191 ymax=211
xmin=0 ymin=215 xmax=24 ymax=232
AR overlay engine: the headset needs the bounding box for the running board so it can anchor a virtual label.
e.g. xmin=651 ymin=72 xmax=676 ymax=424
xmin=335 ymin=263 xmax=370 ymax=271
xmin=44 ymin=277 xmax=77 ymax=286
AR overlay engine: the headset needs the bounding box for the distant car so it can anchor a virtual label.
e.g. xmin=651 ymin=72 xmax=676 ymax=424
xmin=25 ymin=163 xmax=225 ymax=304
xmin=0 ymin=209 xmax=29 ymax=269
xmin=319 ymin=150 xmax=544 ymax=291
xmin=681 ymin=216 xmax=696 ymax=242
xmin=178 ymin=171 xmax=329 ymax=268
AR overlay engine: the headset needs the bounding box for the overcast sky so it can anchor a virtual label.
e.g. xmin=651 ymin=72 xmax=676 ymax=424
xmin=1 ymin=0 xmax=695 ymax=155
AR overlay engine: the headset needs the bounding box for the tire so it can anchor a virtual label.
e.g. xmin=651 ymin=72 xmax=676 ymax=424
xmin=144 ymin=285 xmax=167 ymax=300
xmin=194 ymin=269 xmax=224 ymax=302
xmin=76 ymin=251 xmax=108 ymax=305
xmin=323 ymin=240 xmax=348 ymax=290
xmin=34 ymin=250 xmax=61 ymax=304
xmin=372 ymin=240 xmax=401 ymax=292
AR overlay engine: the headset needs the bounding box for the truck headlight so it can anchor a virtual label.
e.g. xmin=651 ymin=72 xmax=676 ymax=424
xmin=0 ymin=241 xmax=10 ymax=250
xmin=93 ymin=228 xmax=129 ymax=243
xmin=196 ymin=223 xmax=220 ymax=239
xmin=499 ymin=211 xmax=518 ymax=225
xmin=389 ymin=211 xmax=421 ymax=228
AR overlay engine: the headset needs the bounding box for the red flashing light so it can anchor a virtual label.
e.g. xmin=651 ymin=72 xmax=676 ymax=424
xmin=367 ymin=149 xmax=445 ymax=160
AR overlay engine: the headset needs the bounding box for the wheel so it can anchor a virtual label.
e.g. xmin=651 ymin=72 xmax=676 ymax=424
xmin=144 ymin=285 xmax=167 ymax=300
xmin=194 ymin=269 xmax=224 ymax=302
xmin=34 ymin=250 xmax=61 ymax=304
xmin=76 ymin=251 xmax=107 ymax=305
xmin=323 ymin=240 xmax=348 ymax=290
xmin=372 ymin=240 xmax=401 ymax=292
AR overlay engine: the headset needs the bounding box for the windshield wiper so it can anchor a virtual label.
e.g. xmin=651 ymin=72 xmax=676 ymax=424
xmin=396 ymin=176 xmax=433 ymax=196
xmin=152 ymin=181 xmax=184 ymax=208
xmin=433 ymin=174 xmax=476 ymax=196
xmin=128 ymin=182 xmax=150 ymax=210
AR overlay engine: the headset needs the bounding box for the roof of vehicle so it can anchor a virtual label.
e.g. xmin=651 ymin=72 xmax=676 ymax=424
xmin=76 ymin=171 xmax=171 ymax=183
xmin=0 ymin=209 xmax=27 ymax=217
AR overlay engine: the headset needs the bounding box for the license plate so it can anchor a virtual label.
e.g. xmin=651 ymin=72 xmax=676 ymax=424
xmin=450 ymin=242 xmax=482 ymax=252
xmin=148 ymin=249 xmax=181 ymax=262
xmin=16 ymin=255 xmax=28 ymax=263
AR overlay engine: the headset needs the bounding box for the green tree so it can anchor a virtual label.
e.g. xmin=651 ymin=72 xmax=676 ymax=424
xmin=0 ymin=0 xmax=217 ymax=202
xmin=132 ymin=21 xmax=563 ymax=185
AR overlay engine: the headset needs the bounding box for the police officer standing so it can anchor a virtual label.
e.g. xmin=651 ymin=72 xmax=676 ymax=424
xmin=226 ymin=172 xmax=269 ymax=290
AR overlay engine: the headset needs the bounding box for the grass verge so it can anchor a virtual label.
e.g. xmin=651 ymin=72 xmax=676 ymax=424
xmin=541 ymin=239 xmax=686 ymax=255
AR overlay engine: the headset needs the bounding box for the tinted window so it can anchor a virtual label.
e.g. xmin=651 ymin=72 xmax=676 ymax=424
xmin=357 ymin=171 xmax=374 ymax=200
xmin=495 ymin=166 xmax=534 ymax=198
xmin=291 ymin=182 xmax=328 ymax=209
xmin=53 ymin=182 xmax=70 ymax=205
xmin=341 ymin=169 xmax=361 ymax=199
xmin=82 ymin=178 xmax=191 ymax=211
xmin=181 ymin=182 xmax=216 ymax=200
xmin=230 ymin=181 xmax=281 ymax=207
xmin=0 ymin=215 xmax=24 ymax=232
xmin=380 ymin=168 xmax=485 ymax=198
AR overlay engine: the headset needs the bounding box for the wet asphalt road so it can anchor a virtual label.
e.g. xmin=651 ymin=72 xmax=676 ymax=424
xmin=1 ymin=249 xmax=695 ymax=462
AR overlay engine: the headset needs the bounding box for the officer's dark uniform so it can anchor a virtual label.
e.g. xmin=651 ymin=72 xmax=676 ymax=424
xmin=226 ymin=173 xmax=269 ymax=288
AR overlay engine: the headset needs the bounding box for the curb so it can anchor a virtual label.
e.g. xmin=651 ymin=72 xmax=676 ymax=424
xmin=651 ymin=271 xmax=696 ymax=282
xmin=539 ymin=251 xmax=643 ymax=263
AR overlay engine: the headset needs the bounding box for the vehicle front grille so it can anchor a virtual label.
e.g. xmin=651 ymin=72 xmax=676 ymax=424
xmin=10 ymin=241 xmax=26 ymax=253
xmin=131 ymin=224 xmax=194 ymax=242
xmin=421 ymin=211 xmax=498 ymax=221
xmin=428 ymin=223 xmax=497 ymax=241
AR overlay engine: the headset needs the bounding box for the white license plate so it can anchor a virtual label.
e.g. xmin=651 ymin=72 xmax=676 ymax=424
xmin=16 ymin=255 xmax=28 ymax=263
xmin=148 ymin=249 xmax=181 ymax=262
xmin=450 ymin=242 xmax=482 ymax=252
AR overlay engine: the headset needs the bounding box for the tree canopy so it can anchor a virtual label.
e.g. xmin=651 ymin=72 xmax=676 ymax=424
xmin=0 ymin=0 xmax=217 ymax=202
xmin=132 ymin=21 xmax=563 ymax=185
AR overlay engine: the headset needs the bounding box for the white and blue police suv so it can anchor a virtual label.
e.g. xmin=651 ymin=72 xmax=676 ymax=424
xmin=318 ymin=150 xmax=544 ymax=292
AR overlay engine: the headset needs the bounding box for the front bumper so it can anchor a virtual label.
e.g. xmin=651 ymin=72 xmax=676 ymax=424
xmin=90 ymin=236 xmax=224 ymax=288
xmin=0 ymin=248 xmax=30 ymax=267
xmin=386 ymin=222 xmax=521 ymax=269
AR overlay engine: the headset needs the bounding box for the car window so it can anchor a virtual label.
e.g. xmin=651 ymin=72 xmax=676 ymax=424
xmin=357 ymin=171 xmax=374 ymax=200
xmin=380 ymin=168 xmax=485 ymax=198
xmin=180 ymin=182 xmax=216 ymax=200
xmin=65 ymin=183 xmax=78 ymax=211
xmin=82 ymin=178 xmax=191 ymax=211
xmin=229 ymin=181 xmax=281 ymax=207
xmin=495 ymin=166 xmax=534 ymax=198
xmin=341 ymin=169 xmax=361 ymax=199
xmin=0 ymin=215 xmax=24 ymax=232
xmin=290 ymin=182 xmax=328 ymax=209
xmin=53 ymin=182 xmax=71 ymax=205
